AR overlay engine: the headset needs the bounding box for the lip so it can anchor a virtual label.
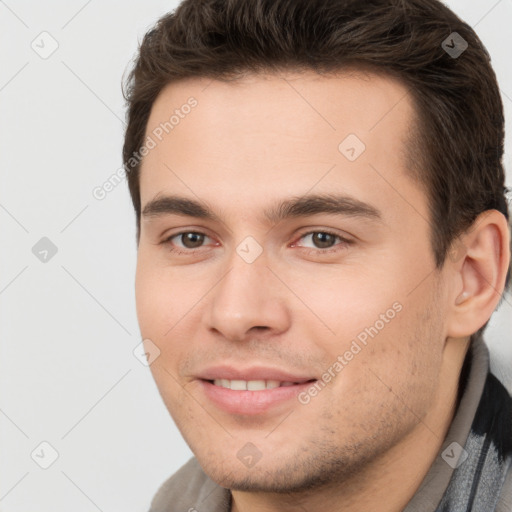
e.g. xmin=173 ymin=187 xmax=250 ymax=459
xmin=195 ymin=365 xmax=317 ymax=415
xmin=198 ymin=379 xmax=317 ymax=415
xmin=196 ymin=365 xmax=315 ymax=383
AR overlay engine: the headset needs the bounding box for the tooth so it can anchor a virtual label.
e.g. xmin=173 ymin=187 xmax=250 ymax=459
xmin=247 ymin=380 xmax=266 ymax=391
xmin=212 ymin=379 xmax=297 ymax=390
xmin=230 ymin=379 xmax=247 ymax=390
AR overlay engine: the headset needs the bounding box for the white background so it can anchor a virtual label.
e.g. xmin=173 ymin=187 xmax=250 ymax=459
xmin=0 ymin=1 xmax=511 ymax=510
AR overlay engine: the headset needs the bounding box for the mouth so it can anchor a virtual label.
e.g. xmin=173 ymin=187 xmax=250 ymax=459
xmin=206 ymin=378 xmax=316 ymax=390
xmin=198 ymin=377 xmax=318 ymax=415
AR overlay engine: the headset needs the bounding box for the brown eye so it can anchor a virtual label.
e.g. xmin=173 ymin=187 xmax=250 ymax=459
xmin=293 ymin=230 xmax=353 ymax=255
xmin=300 ymin=231 xmax=339 ymax=249
xmin=179 ymin=232 xmax=205 ymax=249
xmin=310 ymin=232 xmax=337 ymax=249
xmin=161 ymin=231 xmax=214 ymax=254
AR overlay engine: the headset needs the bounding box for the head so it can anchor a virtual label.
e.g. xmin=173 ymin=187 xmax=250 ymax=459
xmin=122 ymin=0 xmax=511 ymax=496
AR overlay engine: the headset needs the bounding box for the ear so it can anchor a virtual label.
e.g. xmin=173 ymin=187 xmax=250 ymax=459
xmin=445 ymin=209 xmax=511 ymax=338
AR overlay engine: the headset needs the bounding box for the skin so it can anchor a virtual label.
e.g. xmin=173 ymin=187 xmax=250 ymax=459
xmin=135 ymin=70 xmax=510 ymax=512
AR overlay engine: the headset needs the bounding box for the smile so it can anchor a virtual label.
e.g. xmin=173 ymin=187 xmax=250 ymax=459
xmin=211 ymin=379 xmax=307 ymax=390
xmin=199 ymin=378 xmax=318 ymax=415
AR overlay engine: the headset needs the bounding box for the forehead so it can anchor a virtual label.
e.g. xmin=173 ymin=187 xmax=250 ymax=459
xmin=139 ymin=70 xmax=427 ymax=226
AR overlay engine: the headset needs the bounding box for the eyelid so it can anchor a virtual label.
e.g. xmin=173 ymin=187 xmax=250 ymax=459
xmin=161 ymin=230 xmax=216 ymax=251
xmin=291 ymin=229 xmax=354 ymax=251
xmin=161 ymin=227 xmax=353 ymax=255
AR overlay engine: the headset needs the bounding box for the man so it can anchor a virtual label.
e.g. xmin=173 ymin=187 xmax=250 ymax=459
xmin=122 ymin=0 xmax=512 ymax=510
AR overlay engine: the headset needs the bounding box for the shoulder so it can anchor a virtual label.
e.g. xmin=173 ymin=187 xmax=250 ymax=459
xmin=149 ymin=457 xmax=230 ymax=512
xmin=497 ymin=467 xmax=512 ymax=512
xmin=488 ymin=348 xmax=512 ymax=511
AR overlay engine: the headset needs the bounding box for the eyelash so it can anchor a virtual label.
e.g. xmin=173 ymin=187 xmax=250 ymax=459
xmin=160 ymin=229 xmax=353 ymax=256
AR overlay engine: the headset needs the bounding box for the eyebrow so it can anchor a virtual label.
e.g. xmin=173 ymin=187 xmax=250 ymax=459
xmin=141 ymin=193 xmax=382 ymax=224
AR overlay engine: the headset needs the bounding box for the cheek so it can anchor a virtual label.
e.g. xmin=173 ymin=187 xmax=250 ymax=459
xmin=134 ymin=257 xmax=161 ymax=335
xmin=309 ymin=275 xmax=443 ymax=408
xmin=363 ymin=293 xmax=445 ymax=414
xmin=135 ymin=255 xmax=195 ymax=335
xmin=285 ymin=266 xmax=404 ymax=346
xmin=135 ymin=256 xmax=211 ymax=373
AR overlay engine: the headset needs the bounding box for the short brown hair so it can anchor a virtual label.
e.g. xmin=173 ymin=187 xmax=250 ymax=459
xmin=122 ymin=0 xmax=511 ymax=337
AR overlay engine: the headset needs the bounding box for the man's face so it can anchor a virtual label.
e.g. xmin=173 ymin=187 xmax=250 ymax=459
xmin=135 ymin=71 xmax=451 ymax=491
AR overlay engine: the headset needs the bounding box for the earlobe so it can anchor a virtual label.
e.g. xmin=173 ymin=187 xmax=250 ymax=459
xmin=446 ymin=210 xmax=510 ymax=338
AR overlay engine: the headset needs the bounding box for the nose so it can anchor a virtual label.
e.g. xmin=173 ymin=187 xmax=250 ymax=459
xmin=205 ymin=250 xmax=291 ymax=342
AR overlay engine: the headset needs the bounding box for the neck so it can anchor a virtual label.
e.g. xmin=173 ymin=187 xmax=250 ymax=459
xmin=231 ymin=337 xmax=470 ymax=512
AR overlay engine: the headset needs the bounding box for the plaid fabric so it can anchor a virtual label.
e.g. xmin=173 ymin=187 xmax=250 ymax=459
xmin=435 ymin=371 xmax=512 ymax=511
